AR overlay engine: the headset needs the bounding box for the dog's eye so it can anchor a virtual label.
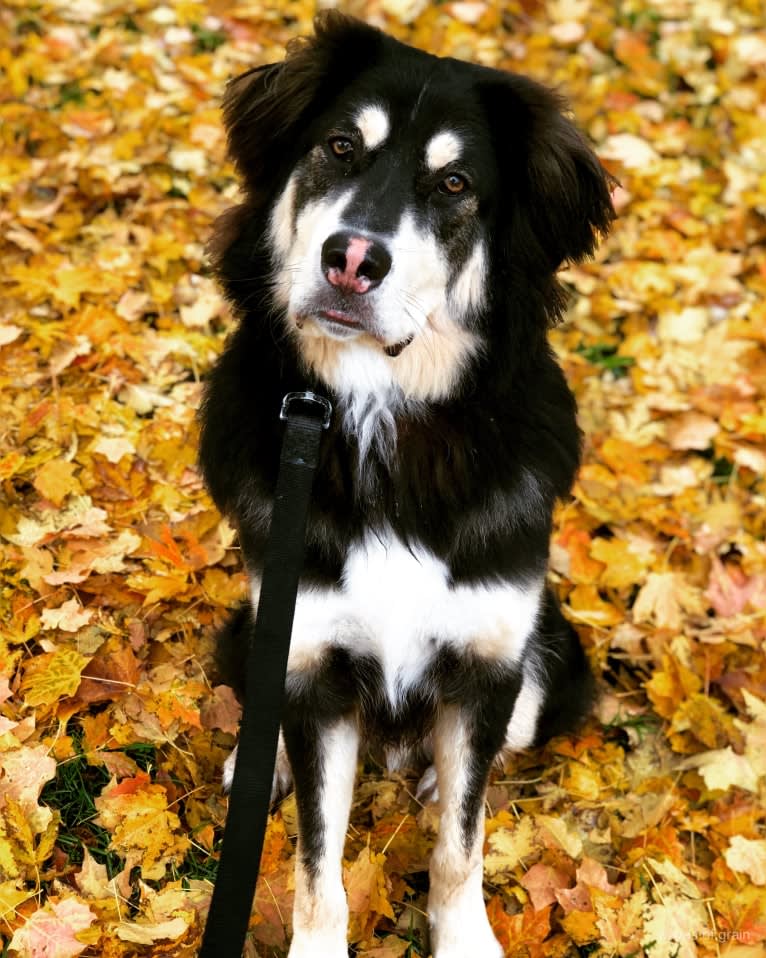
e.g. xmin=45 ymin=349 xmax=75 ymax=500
xmin=329 ymin=137 xmax=355 ymax=160
xmin=439 ymin=173 xmax=467 ymax=195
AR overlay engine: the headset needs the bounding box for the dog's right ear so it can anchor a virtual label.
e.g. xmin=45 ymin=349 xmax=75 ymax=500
xmin=221 ymin=13 xmax=384 ymax=200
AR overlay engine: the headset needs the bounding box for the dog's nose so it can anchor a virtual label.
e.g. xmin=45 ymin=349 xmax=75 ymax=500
xmin=321 ymin=232 xmax=391 ymax=294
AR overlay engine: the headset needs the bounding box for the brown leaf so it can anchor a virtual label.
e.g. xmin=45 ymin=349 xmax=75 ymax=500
xmin=67 ymin=641 xmax=141 ymax=708
xmin=200 ymin=684 xmax=242 ymax=734
xmin=521 ymin=863 xmax=572 ymax=911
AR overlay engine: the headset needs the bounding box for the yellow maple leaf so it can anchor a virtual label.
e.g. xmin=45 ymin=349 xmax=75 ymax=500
xmin=20 ymin=648 xmax=91 ymax=709
xmin=590 ymin=536 xmax=648 ymax=590
xmin=645 ymin=649 xmax=703 ymax=721
xmin=0 ymin=799 xmax=59 ymax=880
xmin=595 ymin=890 xmax=647 ymax=956
xmin=345 ymin=845 xmax=396 ymax=944
xmin=125 ymin=570 xmax=191 ymax=605
xmin=484 ymin=817 xmax=539 ymax=881
xmin=669 ymin=692 xmax=737 ymax=752
xmin=561 ymin=909 xmax=600 ymax=945
xmin=93 ymin=774 xmax=189 ymax=881
xmin=32 ymin=458 xmax=81 ymax=506
xmin=567 ymin=584 xmax=623 ymax=627
xmin=50 ymin=265 xmax=116 ymax=308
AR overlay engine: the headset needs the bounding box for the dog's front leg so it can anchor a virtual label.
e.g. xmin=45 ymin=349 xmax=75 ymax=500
xmin=428 ymin=701 xmax=510 ymax=958
xmin=282 ymin=708 xmax=359 ymax=958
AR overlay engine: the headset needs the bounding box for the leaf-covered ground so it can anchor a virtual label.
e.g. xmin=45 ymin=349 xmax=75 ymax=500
xmin=1 ymin=0 xmax=766 ymax=955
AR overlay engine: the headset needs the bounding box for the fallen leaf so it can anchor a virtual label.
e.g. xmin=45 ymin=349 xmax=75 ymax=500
xmin=200 ymin=685 xmax=242 ymax=734
xmin=21 ymin=650 xmax=92 ymax=709
xmin=725 ymin=837 xmax=766 ymax=887
xmin=32 ymin=459 xmax=81 ymax=506
xmin=484 ymin=817 xmax=539 ymax=881
xmin=93 ymin=773 xmax=190 ymax=880
xmin=685 ymin=747 xmax=761 ymax=794
xmin=345 ymin=845 xmax=396 ymax=944
xmin=8 ymin=897 xmax=96 ymax=958
xmin=40 ymin=598 xmax=93 ymax=632
xmin=521 ymin=863 xmax=572 ymax=911
xmin=632 ymin=572 xmax=705 ymax=631
xmin=641 ymin=895 xmax=708 ymax=958
xmin=90 ymin=436 xmax=136 ymax=464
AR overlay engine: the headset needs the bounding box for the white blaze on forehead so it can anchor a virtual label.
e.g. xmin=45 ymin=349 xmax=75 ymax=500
xmin=425 ymin=130 xmax=463 ymax=171
xmin=355 ymin=103 xmax=390 ymax=150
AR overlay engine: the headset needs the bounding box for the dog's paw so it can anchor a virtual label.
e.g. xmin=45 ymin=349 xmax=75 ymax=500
xmin=432 ymin=925 xmax=503 ymax=958
xmin=287 ymin=933 xmax=348 ymax=958
xmin=221 ymin=733 xmax=293 ymax=803
xmin=430 ymin=902 xmax=503 ymax=958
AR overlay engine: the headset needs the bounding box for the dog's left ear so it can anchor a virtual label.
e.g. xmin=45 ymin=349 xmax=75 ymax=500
xmin=527 ymin=106 xmax=617 ymax=267
xmin=483 ymin=76 xmax=616 ymax=269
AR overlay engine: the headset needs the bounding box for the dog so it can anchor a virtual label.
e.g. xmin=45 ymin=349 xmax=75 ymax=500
xmin=199 ymin=12 xmax=614 ymax=957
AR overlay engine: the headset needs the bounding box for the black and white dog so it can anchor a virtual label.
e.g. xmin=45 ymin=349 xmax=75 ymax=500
xmin=200 ymin=13 xmax=613 ymax=958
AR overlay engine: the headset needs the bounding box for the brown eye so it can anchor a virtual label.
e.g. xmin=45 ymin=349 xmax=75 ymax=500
xmin=329 ymin=137 xmax=354 ymax=160
xmin=439 ymin=173 xmax=467 ymax=195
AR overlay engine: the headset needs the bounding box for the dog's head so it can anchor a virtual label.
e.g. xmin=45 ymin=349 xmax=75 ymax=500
xmin=213 ymin=13 xmax=614 ymax=398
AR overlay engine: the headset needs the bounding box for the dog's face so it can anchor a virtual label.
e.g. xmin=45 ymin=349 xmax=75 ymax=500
xmin=267 ymin=85 xmax=497 ymax=357
xmin=215 ymin=13 xmax=614 ymax=402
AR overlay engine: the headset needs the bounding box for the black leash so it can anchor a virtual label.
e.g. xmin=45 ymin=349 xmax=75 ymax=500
xmin=199 ymin=390 xmax=332 ymax=958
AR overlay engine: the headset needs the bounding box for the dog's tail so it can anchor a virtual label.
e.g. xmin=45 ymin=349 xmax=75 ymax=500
xmin=533 ymin=589 xmax=596 ymax=745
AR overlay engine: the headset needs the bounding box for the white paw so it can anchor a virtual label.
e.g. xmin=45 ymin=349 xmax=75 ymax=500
xmin=416 ymin=764 xmax=439 ymax=804
xmin=430 ymin=903 xmax=503 ymax=958
xmin=221 ymin=732 xmax=293 ymax=803
xmin=431 ymin=924 xmax=503 ymax=958
xmin=287 ymin=932 xmax=348 ymax=958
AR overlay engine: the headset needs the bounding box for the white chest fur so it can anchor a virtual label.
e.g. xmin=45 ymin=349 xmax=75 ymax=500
xmin=252 ymin=531 xmax=544 ymax=707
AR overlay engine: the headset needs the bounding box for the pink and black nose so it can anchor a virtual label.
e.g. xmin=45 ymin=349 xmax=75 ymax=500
xmin=321 ymin=232 xmax=392 ymax=294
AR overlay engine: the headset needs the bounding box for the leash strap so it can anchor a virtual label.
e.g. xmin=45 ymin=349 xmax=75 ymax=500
xmin=199 ymin=391 xmax=332 ymax=958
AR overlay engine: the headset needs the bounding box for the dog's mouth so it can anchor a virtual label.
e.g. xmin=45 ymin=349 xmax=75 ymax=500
xmin=319 ymin=308 xmax=363 ymax=331
xmin=298 ymin=309 xmax=415 ymax=357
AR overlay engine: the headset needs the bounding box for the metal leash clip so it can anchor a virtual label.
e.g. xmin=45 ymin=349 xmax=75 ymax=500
xmin=280 ymin=391 xmax=333 ymax=430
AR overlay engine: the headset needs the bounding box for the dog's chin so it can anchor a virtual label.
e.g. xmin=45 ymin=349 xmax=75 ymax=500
xmin=294 ymin=311 xmax=415 ymax=356
xmin=318 ymin=310 xmax=368 ymax=341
